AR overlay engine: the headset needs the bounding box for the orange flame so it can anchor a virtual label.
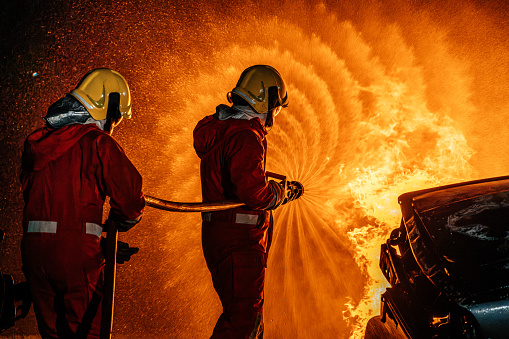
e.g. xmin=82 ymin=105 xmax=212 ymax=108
xmin=341 ymin=79 xmax=475 ymax=337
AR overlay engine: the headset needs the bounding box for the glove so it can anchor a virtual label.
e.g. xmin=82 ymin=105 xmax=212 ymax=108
xmin=284 ymin=181 xmax=301 ymax=204
xmin=267 ymin=180 xmax=304 ymax=209
xmin=101 ymin=238 xmax=139 ymax=264
xmin=116 ymin=240 xmax=139 ymax=264
xmin=14 ymin=281 xmax=32 ymax=319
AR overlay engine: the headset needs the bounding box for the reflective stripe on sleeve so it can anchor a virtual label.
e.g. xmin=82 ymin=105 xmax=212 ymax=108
xmin=235 ymin=213 xmax=259 ymax=225
xmin=85 ymin=223 xmax=103 ymax=238
xmin=27 ymin=221 xmax=57 ymax=233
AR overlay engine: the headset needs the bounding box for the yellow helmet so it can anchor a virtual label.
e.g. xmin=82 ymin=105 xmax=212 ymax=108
xmin=70 ymin=68 xmax=131 ymax=121
xmin=228 ymin=65 xmax=288 ymax=114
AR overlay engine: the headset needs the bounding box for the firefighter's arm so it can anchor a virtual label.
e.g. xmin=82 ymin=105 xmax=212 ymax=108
xmin=227 ymin=131 xmax=277 ymax=210
xmin=97 ymin=135 xmax=145 ymax=231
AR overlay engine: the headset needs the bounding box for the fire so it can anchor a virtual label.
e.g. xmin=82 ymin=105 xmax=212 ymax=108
xmin=341 ymin=79 xmax=474 ymax=337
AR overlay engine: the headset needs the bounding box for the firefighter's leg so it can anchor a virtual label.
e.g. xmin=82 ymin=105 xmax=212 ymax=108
xmin=22 ymin=237 xmax=103 ymax=338
xmin=29 ymin=275 xmax=60 ymax=338
xmin=63 ymin=262 xmax=103 ymax=339
xmin=22 ymin=242 xmax=62 ymax=338
xmin=210 ymin=251 xmax=266 ymax=339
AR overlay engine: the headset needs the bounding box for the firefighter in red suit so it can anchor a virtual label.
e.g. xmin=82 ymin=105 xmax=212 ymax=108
xmin=194 ymin=65 xmax=291 ymax=338
xmin=20 ymin=69 xmax=144 ymax=338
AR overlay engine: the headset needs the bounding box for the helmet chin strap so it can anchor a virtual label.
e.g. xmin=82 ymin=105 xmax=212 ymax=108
xmin=104 ymin=93 xmax=122 ymax=133
xmin=265 ymin=86 xmax=280 ymax=128
xmin=265 ymin=110 xmax=274 ymax=129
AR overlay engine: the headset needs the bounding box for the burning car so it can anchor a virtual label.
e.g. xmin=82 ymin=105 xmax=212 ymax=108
xmin=365 ymin=176 xmax=509 ymax=339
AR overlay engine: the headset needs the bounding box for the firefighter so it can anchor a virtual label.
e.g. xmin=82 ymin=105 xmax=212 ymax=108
xmin=193 ymin=65 xmax=292 ymax=338
xmin=20 ymin=68 xmax=145 ymax=338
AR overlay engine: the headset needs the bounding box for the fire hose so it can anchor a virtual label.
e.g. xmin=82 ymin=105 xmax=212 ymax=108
xmin=144 ymin=177 xmax=304 ymax=212
xmin=100 ymin=173 xmax=303 ymax=339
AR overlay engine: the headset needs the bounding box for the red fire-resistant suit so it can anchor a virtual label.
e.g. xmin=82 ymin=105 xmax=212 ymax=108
xmin=194 ymin=108 xmax=276 ymax=339
xmin=20 ymin=123 xmax=144 ymax=338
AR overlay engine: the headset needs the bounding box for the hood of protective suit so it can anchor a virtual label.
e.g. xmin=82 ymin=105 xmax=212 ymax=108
xmin=217 ymin=103 xmax=268 ymax=123
xmin=193 ymin=104 xmax=267 ymax=160
xmin=44 ymin=95 xmax=91 ymax=128
xmin=22 ymin=124 xmax=103 ymax=172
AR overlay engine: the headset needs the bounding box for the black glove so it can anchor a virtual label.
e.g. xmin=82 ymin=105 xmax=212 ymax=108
xmin=116 ymin=240 xmax=139 ymax=264
xmin=267 ymin=180 xmax=304 ymax=209
xmin=100 ymin=238 xmax=139 ymax=264
xmin=14 ymin=281 xmax=32 ymax=319
xmin=284 ymin=181 xmax=302 ymax=204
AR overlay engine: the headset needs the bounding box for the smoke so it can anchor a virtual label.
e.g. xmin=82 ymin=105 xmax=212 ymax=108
xmin=1 ymin=0 xmax=508 ymax=338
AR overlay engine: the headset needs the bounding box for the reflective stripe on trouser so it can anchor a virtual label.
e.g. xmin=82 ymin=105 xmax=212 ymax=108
xmin=202 ymin=212 xmax=262 ymax=225
xmin=235 ymin=214 xmax=259 ymax=225
xmin=27 ymin=221 xmax=103 ymax=238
